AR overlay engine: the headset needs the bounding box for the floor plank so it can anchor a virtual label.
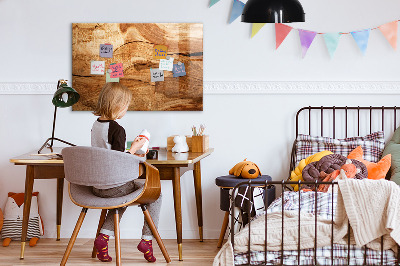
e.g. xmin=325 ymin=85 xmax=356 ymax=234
xmin=0 ymin=239 xmax=221 ymax=265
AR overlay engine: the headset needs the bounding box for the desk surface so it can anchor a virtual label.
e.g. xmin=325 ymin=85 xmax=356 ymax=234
xmin=10 ymin=147 xmax=214 ymax=165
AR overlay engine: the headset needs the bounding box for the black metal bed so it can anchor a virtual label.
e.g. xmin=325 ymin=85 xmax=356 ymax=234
xmin=230 ymin=106 xmax=400 ymax=266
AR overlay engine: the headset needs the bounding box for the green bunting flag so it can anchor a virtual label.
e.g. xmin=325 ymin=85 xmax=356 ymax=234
xmin=323 ymin=33 xmax=341 ymax=58
xmin=209 ymin=0 xmax=220 ymax=8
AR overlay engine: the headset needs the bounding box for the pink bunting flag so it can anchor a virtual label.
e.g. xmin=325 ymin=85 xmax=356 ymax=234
xmin=378 ymin=21 xmax=398 ymax=50
xmin=275 ymin=23 xmax=293 ymax=49
xmin=298 ymin=29 xmax=317 ymax=58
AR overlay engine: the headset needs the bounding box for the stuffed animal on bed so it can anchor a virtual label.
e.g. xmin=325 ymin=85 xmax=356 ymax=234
xmin=348 ymin=146 xmax=391 ymax=180
xmin=1 ymin=192 xmax=44 ymax=247
xmin=229 ymin=159 xmax=261 ymax=179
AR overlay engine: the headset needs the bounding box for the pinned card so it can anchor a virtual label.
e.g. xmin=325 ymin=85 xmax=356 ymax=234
xmin=153 ymin=45 xmax=168 ymax=59
xmin=150 ymin=68 xmax=164 ymax=82
xmin=91 ymin=61 xmax=105 ymax=75
xmin=172 ymin=63 xmax=186 ymax=77
xmin=100 ymin=44 xmax=113 ymax=58
xmin=159 ymin=57 xmax=174 ymax=71
xmin=106 ymin=72 xmax=119 ymax=82
xmin=109 ymin=63 xmax=124 ymax=78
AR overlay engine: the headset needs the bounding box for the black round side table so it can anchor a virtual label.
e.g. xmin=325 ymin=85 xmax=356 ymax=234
xmin=215 ymin=175 xmax=275 ymax=248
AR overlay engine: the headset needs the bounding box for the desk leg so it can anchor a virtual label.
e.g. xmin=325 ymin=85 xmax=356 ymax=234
xmin=20 ymin=165 xmax=35 ymax=259
xmin=193 ymin=161 xmax=203 ymax=242
xmin=172 ymin=167 xmax=183 ymax=261
xmin=56 ymin=178 xmax=64 ymax=241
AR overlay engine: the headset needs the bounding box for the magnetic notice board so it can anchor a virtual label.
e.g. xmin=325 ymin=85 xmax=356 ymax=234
xmin=72 ymin=23 xmax=203 ymax=111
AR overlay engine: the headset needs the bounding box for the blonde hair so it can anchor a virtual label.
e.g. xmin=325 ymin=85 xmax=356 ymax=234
xmin=93 ymin=83 xmax=132 ymax=120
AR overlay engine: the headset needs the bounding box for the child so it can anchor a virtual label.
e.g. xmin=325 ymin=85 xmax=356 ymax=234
xmin=91 ymin=82 xmax=162 ymax=263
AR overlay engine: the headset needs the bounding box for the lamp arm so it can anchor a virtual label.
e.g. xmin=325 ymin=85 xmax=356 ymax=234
xmin=50 ymin=105 xmax=58 ymax=148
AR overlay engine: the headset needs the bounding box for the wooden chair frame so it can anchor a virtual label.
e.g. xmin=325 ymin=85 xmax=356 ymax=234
xmin=60 ymin=162 xmax=171 ymax=265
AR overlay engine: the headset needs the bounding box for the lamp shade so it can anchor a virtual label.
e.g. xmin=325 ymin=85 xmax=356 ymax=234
xmin=52 ymin=84 xmax=80 ymax=108
xmin=241 ymin=0 xmax=305 ymax=23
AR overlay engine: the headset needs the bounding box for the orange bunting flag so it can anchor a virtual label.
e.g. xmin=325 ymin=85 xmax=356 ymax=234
xmin=378 ymin=21 xmax=398 ymax=50
xmin=275 ymin=23 xmax=293 ymax=49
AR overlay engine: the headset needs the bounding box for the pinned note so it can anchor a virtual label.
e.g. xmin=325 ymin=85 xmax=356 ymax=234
xmin=109 ymin=63 xmax=124 ymax=78
xmin=150 ymin=68 xmax=164 ymax=82
xmin=106 ymin=72 xmax=119 ymax=82
xmin=172 ymin=63 xmax=186 ymax=77
xmin=91 ymin=61 xmax=105 ymax=75
xmin=153 ymin=45 xmax=168 ymax=59
xmin=159 ymin=57 xmax=174 ymax=71
xmin=100 ymin=44 xmax=113 ymax=58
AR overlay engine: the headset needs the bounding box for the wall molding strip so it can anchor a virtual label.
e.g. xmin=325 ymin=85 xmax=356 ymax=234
xmin=0 ymin=81 xmax=399 ymax=95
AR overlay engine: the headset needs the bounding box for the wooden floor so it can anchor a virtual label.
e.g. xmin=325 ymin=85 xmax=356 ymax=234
xmin=0 ymin=239 xmax=221 ymax=265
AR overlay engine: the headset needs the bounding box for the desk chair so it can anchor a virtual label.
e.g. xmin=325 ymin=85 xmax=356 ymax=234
xmin=60 ymin=146 xmax=171 ymax=265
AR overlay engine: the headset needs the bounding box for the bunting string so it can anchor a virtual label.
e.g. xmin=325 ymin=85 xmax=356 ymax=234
xmin=285 ymin=20 xmax=400 ymax=35
xmin=209 ymin=0 xmax=400 ymax=58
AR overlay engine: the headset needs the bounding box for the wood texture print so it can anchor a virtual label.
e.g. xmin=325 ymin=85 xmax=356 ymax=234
xmin=72 ymin=23 xmax=203 ymax=111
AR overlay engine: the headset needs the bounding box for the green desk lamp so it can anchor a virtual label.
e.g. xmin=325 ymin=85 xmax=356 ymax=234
xmin=38 ymin=79 xmax=80 ymax=154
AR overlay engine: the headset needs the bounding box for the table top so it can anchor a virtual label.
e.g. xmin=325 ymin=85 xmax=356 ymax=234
xmin=10 ymin=147 xmax=214 ymax=166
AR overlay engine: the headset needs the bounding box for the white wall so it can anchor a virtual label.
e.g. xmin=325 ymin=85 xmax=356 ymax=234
xmin=1 ymin=0 xmax=400 ymax=240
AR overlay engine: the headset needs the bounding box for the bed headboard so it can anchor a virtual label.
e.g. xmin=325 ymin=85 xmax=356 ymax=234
xmin=290 ymin=106 xmax=400 ymax=179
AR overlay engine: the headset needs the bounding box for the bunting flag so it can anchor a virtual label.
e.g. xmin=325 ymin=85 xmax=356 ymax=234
xmin=378 ymin=21 xmax=398 ymax=50
xmin=209 ymin=0 xmax=220 ymax=7
xmin=251 ymin=23 xmax=266 ymax=38
xmin=323 ymin=33 xmax=341 ymax=58
xmin=351 ymin=29 xmax=370 ymax=55
xmin=229 ymin=0 xmax=245 ymax=24
xmin=298 ymin=29 xmax=317 ymax=58
xmin=275 ymin=23 xmax=293 ymax=49
xmin=207 ymin=3 xmax=400 ymax=57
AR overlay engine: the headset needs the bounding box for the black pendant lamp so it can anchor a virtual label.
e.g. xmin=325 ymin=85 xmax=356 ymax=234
xmin=242 ymin=0 xmax=305 ymax=23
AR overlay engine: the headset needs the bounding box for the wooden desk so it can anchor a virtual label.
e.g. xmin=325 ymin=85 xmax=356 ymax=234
xmin=10 ymin=147 xmax=213 ymax=261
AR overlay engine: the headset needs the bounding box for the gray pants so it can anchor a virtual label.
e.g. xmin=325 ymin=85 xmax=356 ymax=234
xmin=92 ymin=180 xmax=162 ymax=240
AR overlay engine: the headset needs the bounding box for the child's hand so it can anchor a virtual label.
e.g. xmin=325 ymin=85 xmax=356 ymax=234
xmin=129 ymin=137 xmax=147 ymax=155
xmin=134 ymin=149 xmax=149 ymax=157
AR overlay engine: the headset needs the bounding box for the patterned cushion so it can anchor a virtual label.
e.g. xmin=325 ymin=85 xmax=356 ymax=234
xmin=294 ymin=131 xmax=385 ymax=166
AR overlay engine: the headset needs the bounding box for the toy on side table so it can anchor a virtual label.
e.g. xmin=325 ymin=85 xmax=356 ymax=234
xmin=1 ymin=192 xmax=44 ymax=247
xmin=229 ymin=159 xmax=261 ymax=179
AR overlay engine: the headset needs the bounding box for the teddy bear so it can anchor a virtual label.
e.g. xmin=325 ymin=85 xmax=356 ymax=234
xmin=229 ymin=159 xmax=261 ymax=179
xmin=1 ymin=192 xmax=43 ymax=247
xmin=172 ymin=135 xmax=189 ymax=153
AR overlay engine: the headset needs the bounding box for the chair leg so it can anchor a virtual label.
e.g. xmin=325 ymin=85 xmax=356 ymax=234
xmin=92 ymin=209 xmax=108 ymax=258
xmin=60 ymin=208 xmax=88 ymax=266
xmin=114 ymin=209 xmax=121 ymax=266
xmin=217 ymin=211 xmax=230 ymax=248
xmin=141 ymin=205 xmax=171 ymax=263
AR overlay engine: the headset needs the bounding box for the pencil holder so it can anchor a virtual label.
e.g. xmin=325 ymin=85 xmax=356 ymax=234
xmin=191 ymin=135 xmax=209 ymax=153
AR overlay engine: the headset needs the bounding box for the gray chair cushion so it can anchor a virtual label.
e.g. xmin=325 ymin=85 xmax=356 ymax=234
xmin=62 ymin=146 xmax=145 ymax=188
xmin=69 ymin=180 xmax=145 ymax=208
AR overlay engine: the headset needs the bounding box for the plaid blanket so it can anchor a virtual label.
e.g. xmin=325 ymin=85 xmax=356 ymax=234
xmin=234 ymin=191 xmax=397 ymax=265
xmin=235 ymin=244 xmax=397 ymax=265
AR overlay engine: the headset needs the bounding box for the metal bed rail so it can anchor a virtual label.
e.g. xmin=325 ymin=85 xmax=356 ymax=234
xmin=230 ymin=180 xmax=400 ymax=266
xmin=289 ymin=106 xmax=400 ymax=183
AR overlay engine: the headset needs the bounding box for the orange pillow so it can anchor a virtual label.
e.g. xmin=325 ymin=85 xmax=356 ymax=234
xmin=347 ymin=146 xmax=391 ymax=180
